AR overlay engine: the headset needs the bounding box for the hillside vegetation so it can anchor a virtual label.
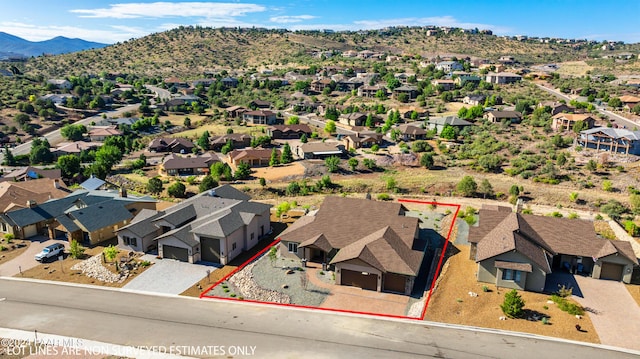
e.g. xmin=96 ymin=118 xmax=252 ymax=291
xmin=16 ymin=26 xmax=628 ymax=78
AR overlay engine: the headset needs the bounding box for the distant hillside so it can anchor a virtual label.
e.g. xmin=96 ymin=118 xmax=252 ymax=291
xmin=15 ymin=27 xmax=640 ymax=78
xmin=0 ymin=32 xmax=107 ymax=58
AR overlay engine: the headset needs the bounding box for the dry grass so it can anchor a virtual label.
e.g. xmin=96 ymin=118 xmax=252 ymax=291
xmin=594 ymin=221 xmax=617 ymax=240
xmin=425 ymin=243 xmax=600 ymax=344
xmin=17 ymin=246 xmax=151 ymax=288
xmin=555 ymin=61 xmax=594 ymax=77
xmin=170 ymin=123 xmax=265 ymax=139
xmin=250 ymin=162 xmax=306 ymax=181
xmin=0 ymin=239 xmax=30 ymax=265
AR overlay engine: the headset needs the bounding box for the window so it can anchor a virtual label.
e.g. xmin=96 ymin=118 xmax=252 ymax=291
xmin=232 ymin=242 xmax=237 ymax=251
xmin=250 ymin=233 xmax=255 ymax=241
xmin=123 ymin=236 xmax=137 ymax=247
xmin=288 ymin=242 xmax=298 ymax=253
xmin=502 ymin=269 xmax=521 ymax=282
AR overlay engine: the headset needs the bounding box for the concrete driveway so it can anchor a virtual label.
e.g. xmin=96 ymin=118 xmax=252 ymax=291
xmin=0 ymin=237 xmax=67 ymax=277
xmin=572 ymin=275 xmax=640 ymax=351
xmin=122 ymin=255 xmax=216 ymax=295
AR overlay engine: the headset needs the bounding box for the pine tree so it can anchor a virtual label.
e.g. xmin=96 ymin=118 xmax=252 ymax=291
xmin=269 ymin=148 xmax=280 ymax=166
xmin=280 ymin=143 xmax=293 ymax=163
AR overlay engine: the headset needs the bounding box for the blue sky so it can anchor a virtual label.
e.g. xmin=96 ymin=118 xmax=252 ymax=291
xmin=0 ymin=0 xmax=638 ymax=44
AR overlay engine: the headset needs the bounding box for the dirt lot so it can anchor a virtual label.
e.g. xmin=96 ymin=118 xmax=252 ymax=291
xmin=251 ymin=162 xmax=306 ymax=181
xmin=625 ymin=284 xmax=640 ymax=307
xmin=0 ymin=239 xmax=30 ymax=265
xmin=17 ymin=246 xmax=151 ymax=288
xmin=424 ymin=242 xmax=599 ymax=344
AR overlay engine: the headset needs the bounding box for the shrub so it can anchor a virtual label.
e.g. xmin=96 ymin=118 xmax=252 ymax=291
xmin=550 ymin=295 xmax=584 ymax=315
xmin=377 ymin=193 xmax=391 ymax=201
xmin=482 ymin=285 xmax=489 ymax=292
xmin=139 ymin=260 xmax=151 ymax=267
xmin=501 ymin=289 xmax=525 ymax=318
xmin=541 ymin=317 xmax=549 ymax=325
xmin=69 ymin=239 xmax=85 ymax=259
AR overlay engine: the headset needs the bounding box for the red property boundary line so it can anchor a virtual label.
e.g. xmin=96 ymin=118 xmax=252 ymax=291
xmin=200 ymin=199 xmax=461 ymax=321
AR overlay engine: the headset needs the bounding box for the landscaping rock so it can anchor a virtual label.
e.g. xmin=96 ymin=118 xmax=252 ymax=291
xmin=70 ymin=254 xmax=127 ymax=283
xmin=228 ymin=261 xmax=291 ymax=304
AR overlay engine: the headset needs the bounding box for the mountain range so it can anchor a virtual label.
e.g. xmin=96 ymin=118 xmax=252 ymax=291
xmin=0 ymin=32 xmax=107 ymax=58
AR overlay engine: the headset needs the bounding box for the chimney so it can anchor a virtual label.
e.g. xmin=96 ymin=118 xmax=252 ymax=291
xmin=119 ymin=187 xmax=128 ymax=198
xmin=27 ymin=200 xmax=37 ymax=208
xmin=54 ymin=179 xmax=61 ymax=189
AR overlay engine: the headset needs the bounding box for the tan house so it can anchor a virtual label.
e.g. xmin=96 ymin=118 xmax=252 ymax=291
xmin=228 ymin=149 xmax=276 ymax=167
xmin=242 ymin=110 xmax=277 ymax=125
xmin=88 ymin=126 xmax=122 ymax=141
xmin=395 ymin=123 xmax=427 ymax=141
xmin=339 ymin=113 xmax=368 ymax=127
xmin=470 ymin=206 xmax=638 ymax=292
xmin=267 ymin=124 xmax=312 ymax=139
xmin=485 ymin=72 xmax=522 ymax=84
xmin=483 ymin=110 xmax=523 ymax=124
xmin=619 ymin=95 xmax=640 ymax=111
xmin=431 ymin=79 xmax=455 ymax=91
xmin=161 ymin=153 xmax=219 ymax=176
xmin=358 ymin=85 xmax=385 ymax=98
xmin=278 ymin=197 xmax=424 ymax=295
xmin=551 ymin=113 xmax=596 ymax=131
xmin=343 ymin=132 xmax=383 ymax=150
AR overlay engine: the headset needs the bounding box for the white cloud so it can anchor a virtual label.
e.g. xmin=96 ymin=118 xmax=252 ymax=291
xmin=71 ymin=2 xmax=266 ymax=19
xmin=0 ymin=21 xmax=148 ymax=43
xmin=269 ymin=15 xmax=317 ymax=24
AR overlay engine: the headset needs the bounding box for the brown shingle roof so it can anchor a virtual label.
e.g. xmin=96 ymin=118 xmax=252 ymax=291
xmin=162 ymin=153 xmax=218 ymax=170
xmin=228 ymin=149 xmax=275 ymax=161
xmin=268 ymin=124 xmax=312 ymax=133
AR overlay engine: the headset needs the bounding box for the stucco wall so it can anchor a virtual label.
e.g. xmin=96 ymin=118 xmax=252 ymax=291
xmin=593 ymin=254 xmax=635 ymax=283
xmin=477 ymin=251 xmax=547 ymax=292
xmin=224 ymin=227 xmax=246 ymax=265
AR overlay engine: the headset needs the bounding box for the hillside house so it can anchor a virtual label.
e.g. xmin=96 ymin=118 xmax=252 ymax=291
xmin=551 ymin=113 xmax=596 ymax=131
xmin=577 ymin=127 xmax=640 ymax=156
xmin=243 ymin=110 xmax=277 ymax=125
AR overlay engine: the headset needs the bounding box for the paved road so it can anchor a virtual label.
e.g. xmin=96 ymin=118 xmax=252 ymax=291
xmin=145 ymin=84 xmax=172 ymax=102
xmin=1 ymin=104 xmax=141 ymax=162
xmin=0 ymin=279 xmax=636 ymax=358
xmin=535 ymin=83 xmax=639 ymax=129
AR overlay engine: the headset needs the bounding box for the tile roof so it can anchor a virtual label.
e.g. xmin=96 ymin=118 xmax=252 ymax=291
xmin=552 ymin=113 xmax=595 ymax=121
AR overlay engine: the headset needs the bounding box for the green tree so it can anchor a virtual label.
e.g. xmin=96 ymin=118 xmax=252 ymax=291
xmin=287 ymin=116 xmax=300 ymax=125
xmin=601 ymin=199 xmax=627 ymax=220
xmin=631 ymin=194 xmax=640 ymax=214
xmin=199 ymin=175 xmax=218 ymax=193
xmin=457 ymin=176 xmax=477 ymax=197
xmin=501 ymin=289 xmax=525 ymax=318
xmin=269 ymin=148 xmax=280 ymax=166
xmin=234 ymin=162 xmax=251 ymax=180
xmin=569 ymin=192 xmax=579 ymax=203
xmin=259 ymin=177 xmax=267 ymax=187
xmin=146 ymin=177 xmax=163 ymax=194
xmin=324 ymin=120 xmax=336 ymax=134
xmin=365 ymin=114 xmax=374 ymax=128
xmin=420 ymin=153 xmax=434 ymax=169
xmin=56 ymin=154 xmax=81 ymax=178
xmin=29 ymin=139 xmax=53 ymax=164
xmin=103 ymin=245 xmax=119 ymax=263
xmin=479 ymin=179 xmax=494 ymax=199
xmin=608 ymin=97 xmax=622 ymax=108
xmin=2 ymin=145 xmax=15 ymax=166
xmin=167 ymin=182 xmax=186 ymax=198
xmin=69 ymin=239 xmax=85 ymax=259
xmin=280 ymin=143 xmax=293 ymax=163
xmin=300 ymin=134 xmax=308 ymax=143
xmin=440 ymin=125 xmax=456 ymax=140
xmin=61 ymin=124 xmax=87 ymax=141
xmin=197 ymin=130 xmax=210 ymax=150
xmin=412 ymin=140 xmax=433 ymax=153
xmin=586 ymin=159 xmax=597 ymax=172
xmin=602 ymin=180 xmax=613 ymax=192
xmin=183 ymin=117 xmax=191 ymax=127
xmin=348 ymin=158 xmax=359 ymax=171
xmin=325 ymin=156 xmax=340 ymax=173
xmin=363 ymin=158 xmax=377 ymax=170
xmin=477 ymin=154 xmax=502 ymax=172
xmin=509 ymin=184 xmax=520 ymax=197
xmin=268 ymin=246 xmax=278 ymax=267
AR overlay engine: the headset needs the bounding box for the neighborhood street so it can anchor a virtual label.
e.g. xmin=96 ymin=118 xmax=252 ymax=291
xmin=0 ymin=278 xmax=637 ymax=358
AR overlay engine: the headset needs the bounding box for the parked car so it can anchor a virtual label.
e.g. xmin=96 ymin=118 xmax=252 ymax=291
xmin=34 ymin=243 xmax=65 ymax=262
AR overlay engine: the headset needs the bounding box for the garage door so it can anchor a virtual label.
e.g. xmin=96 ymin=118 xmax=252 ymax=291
xmin=383 ymin=273 xmax=406 ymax=293
xmin=201 ymin=237 xmax=221 ymax=263
xmin=600 ymin=262 xmax=624 ymax=281
xmin=341 ymin=269 xmax=377 ymax=291
xmin=23 ymin=224 xmax=38 ymax=238
xmin=163 ymin=245 xmax=189 ymax=262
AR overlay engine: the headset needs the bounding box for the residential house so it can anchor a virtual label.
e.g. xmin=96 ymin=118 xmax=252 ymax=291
xmin=538 ymin=101 xmax=575 ymax=115
xmin=242 ymin=110 xmax=277 ymax=125
xmin=250 ymin=99 xmax=271 ymax=109
xmin=393 ymin=85 xmax=419 ymax=101
xmin=577 ymin=127 xmax=640 ymax=156
xmin=431 ymin=79 xmax=455 ymax=91
xmin=47 ymin=79 xmax=72 ymax=90
xmin=427 ymin=116 xmax=473 ymax=135
xmin=0 ymin=167 xmax=62 ymax=182
xmin=161 ymin=153 xmax=219 ymax=176
xmin=483 ymin=110 xmax=523 ymax=124
xmin=1 ymin=189 xmax=156 ymax=244
xmin=396 ymin=123 xmax=427 ymax=141
xmin=221 ymin=77 xmax=238 ymax=88
xmin=0 ymin=179 xmax=69 ymax=221
xmin=297 ymin=142 xmax=344 ymax=159
xmin=278 ymin=197 xmax=424 ymax=295
xmin=117 ymin=185 xmax=271 ymax=263
xmin=551 ymin=113 xmax=596 ymax=131
xmin=209 ymin=133 xmax=252 ymax=151
xmin=164 ymin=77 xmax=189 ymax=88
xmin=310 ymin=78 xmax=333 ymax=93
xmin=339 ymin=113 xmax=368 ymax=127
xmin=38 ymin=93 xmax=74 ymax=105
xmin=88 ymin=126 xmax=122 ymax=141
xmin=463 ymin=94 xmax=486 ymax=106
xmin=619 ymin=95 xmax=640 ymax=111
xmin=454 ymin=75 xmax=482 ymax=87
xmin=358 ymin=85 xmax=385 ymax=98
xmin=343 ymin=131 xmax=383 ymax=150
xmin=435 ymin=61 xmax=463 ymax=73
xmin=52 ymin=142 xmax=102 ymax=158
xmin=228 ymin=149 xmax=275 ymax=167
xmin=469 ymin=206 xmax=638 ymax=291
xmin=148 ymin=138 xmax=195 ymax=153
xmin=224 ymin=105 xmax=247 ymax=118
xmin=485 ymin=72 xmax=522 ymax=84
xmin=337 ymin=78 xmax=364 ymax=92
xmin=267 ymin=124 xmax=312 ymax=139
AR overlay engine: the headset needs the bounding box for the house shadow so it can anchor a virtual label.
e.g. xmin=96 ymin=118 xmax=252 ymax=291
xmin=543 ymin=271 xmax=584 ymax=298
